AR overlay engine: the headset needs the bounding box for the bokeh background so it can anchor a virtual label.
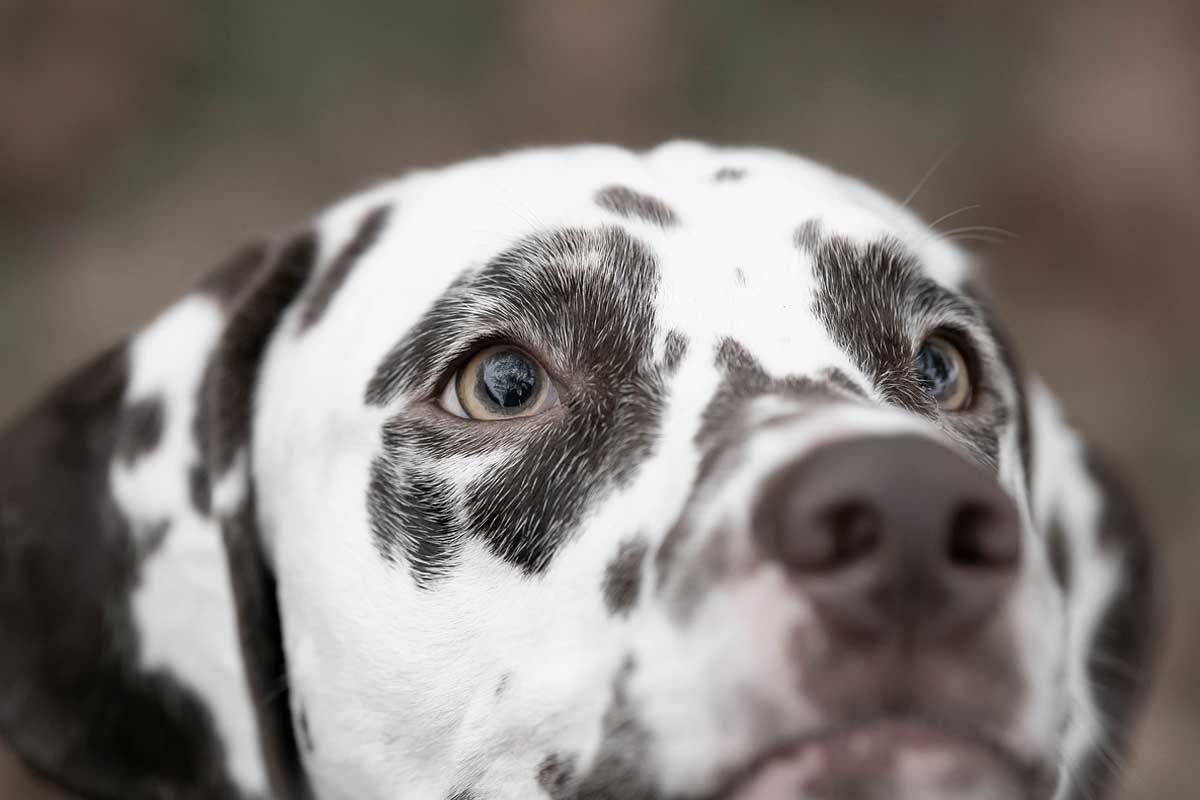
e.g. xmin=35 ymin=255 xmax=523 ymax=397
xmin=1 ymin=2 xmax=1196 ymax=797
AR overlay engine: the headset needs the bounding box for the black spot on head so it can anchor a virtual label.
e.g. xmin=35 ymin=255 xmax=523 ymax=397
xmin=367 ymin=227 xmax=669 ymax=582
xmin=572 ymin=656 xmax=656 ymax=798
xmin=794 ymin=219 xmax=822 ymax=254
xmin=595 ymin=185 xmax=678 ymax=229
xmin=115 ymin=396 xmax=165 ymax=466
xmin=537 ymin=752 xmax=578 ymax=799
xmin=602 ymin=536 xmax=648 ymax=617
xmin=209 ymin=230 xmax=317 ymax=474
xmin=299 ymin=203 xmax=392 ymax=332
xmin=697 ymin=338 xmax=853 ymax=448
xmin=662 ymin=330 xmax=688 ymax=374
xmin=713 ymin=166 xmax=746 ymax=182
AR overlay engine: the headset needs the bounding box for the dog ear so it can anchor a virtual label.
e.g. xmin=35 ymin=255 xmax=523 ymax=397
xmin=0 ymin=234 xmax=317 ymax=799
xmin=968 ymin=284 xmax=1160 ymax=797
xmin=200 ymin=231 xmax=318 ymax=800
xmin=1023 ymin=381 xmax=1161 ymax=798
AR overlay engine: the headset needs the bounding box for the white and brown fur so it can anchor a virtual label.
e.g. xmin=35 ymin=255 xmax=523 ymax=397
xmin=0 ymin=143 xmax=1158 ymax=799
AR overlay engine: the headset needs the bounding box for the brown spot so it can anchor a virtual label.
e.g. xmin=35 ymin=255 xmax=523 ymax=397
xmin=595 ymin=185 xmax=678 ymax=228
xmin=299 ymin=203 xmax=392 ymax=332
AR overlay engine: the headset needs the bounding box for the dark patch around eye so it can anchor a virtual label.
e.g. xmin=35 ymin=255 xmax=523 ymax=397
xmin=595 ymin=185 xmax=679 ymax=229
xmin=299 ymin=203 xmax=392 ymax=332
xmin=367 ymin=227 xmax=668 ymax=582
xmin=714 ymin=166 xmax=746 ymax=181
xmin=602 ymin=536 xmax=648 ymax=617
xmin=806 ymin=232 xmax=1007 ymax=468
xmin=115 ymin=396 xmax=165 ymax=466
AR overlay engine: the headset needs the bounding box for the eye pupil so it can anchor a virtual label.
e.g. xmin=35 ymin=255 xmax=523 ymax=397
xmin=478 ymin=350 xmax=539 ymax=410
xmin=916 ymin=344 xmax=953 ymax=396
xmin=915 ymin=335 xmax=971 ymax=411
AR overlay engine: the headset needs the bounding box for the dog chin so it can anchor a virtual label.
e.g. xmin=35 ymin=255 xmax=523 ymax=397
xmin=725 ymin=718 xmax=1037 ymax=800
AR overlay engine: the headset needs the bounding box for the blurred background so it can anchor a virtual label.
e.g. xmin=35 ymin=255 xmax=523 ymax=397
xmin=0 ymin=1 xmax=1195 ymax=796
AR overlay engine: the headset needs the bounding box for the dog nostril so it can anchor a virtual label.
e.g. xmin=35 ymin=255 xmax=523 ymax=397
xmin=785 ymin=501 xmax=881 ymax=570
xmin=947 ymin=503 xmax=1019 ymax=568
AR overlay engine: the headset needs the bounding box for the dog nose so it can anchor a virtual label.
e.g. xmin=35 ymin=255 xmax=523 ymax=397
xmin=752 ymin=435 xmax=1020 ymax=638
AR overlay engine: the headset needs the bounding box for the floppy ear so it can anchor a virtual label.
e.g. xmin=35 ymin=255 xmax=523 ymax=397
xmin=1023 ymin=380 xmax=1161 ymax=798
xmin=0 ymin=234 xmax=317 ymax=799
xmin=967 ymin=283 xmax=1160 ymax=797
xmin=201 ymin=231 xmax=318 ymax=800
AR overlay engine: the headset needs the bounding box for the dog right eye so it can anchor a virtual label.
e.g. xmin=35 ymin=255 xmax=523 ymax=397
xmin=438 ymin=345 xmax=559 ymax=421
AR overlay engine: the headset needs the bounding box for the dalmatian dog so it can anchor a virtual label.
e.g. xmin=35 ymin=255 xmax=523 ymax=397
xmin=0 ymin=143 xmax=1157 ymax=799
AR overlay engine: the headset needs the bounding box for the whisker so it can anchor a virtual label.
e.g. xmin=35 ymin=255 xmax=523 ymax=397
xmin=902 ymin=142 xmax=960 ymax=208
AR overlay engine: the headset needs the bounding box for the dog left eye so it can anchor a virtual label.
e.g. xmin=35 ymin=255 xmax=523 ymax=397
xmin=915 ymin=335 xmax=973 ymax=411
xmin=438 ymin=345 xmax=559 ymax=420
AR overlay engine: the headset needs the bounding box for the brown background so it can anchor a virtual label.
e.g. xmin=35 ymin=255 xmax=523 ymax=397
xmin=1 ymin=2 xmax=1196 ymax=797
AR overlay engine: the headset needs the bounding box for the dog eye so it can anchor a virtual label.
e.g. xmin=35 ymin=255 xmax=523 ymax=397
xmin=438 ymin=345 xmax=558 ymax=420
xmin=915 ymin=335 xmax=972 ymax=411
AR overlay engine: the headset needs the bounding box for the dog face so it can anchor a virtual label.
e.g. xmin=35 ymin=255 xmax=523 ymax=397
xmin=0 ymin=143 xmax=1156 ymax=800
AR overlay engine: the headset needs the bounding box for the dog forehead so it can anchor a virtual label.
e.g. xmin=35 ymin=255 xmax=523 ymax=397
xmin=307 ymin=142 xmax=971 ymax=379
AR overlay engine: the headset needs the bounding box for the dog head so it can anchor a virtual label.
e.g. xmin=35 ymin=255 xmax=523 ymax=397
xmin=0 ymin=143 xmax=1158 ymax=799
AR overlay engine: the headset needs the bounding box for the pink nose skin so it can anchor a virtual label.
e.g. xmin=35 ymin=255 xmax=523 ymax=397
xmin=751 ymin=435 xmax=1021 ymax=641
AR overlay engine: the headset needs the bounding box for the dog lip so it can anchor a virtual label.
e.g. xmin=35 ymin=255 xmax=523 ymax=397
xmin=717 ymin=713 xmax=1046 ymax=799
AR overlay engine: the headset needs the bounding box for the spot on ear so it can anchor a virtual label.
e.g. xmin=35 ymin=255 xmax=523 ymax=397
xmin=662 ymin=330 xmax=688 ymax=374
xmin=602 ymin=536 xmax=648 ymax=617
xmin=794 ymin=219 xmax=823 ymax=254
xmin=595 ymin=185 xmax=678 ymax=229
xmin=299 ymin=203 xmax=392 ymax=332
xmin=115 ymin=396 xmax=165 ymax=466
xmin=537 ymin=752 xmax=578 ymax=800
xmin=714 ymin=166 xmax=746 ymax=182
